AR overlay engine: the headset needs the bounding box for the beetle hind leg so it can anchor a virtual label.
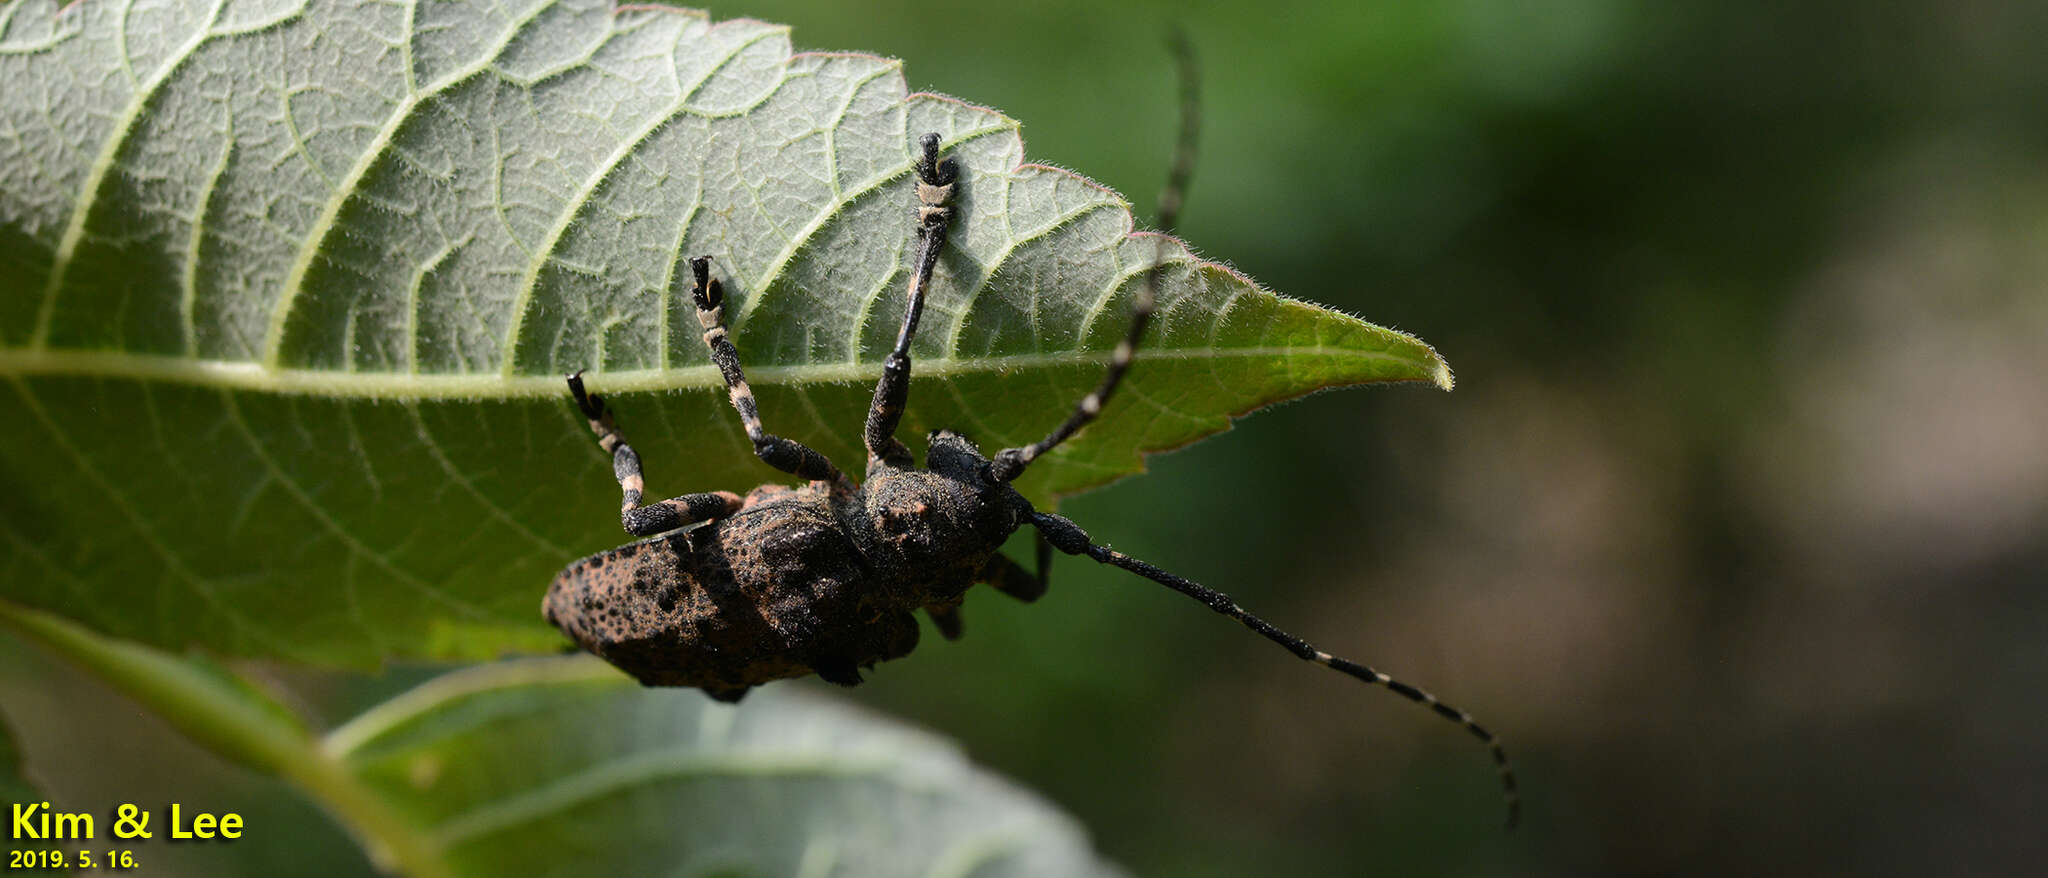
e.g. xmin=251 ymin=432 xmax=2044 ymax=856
xmin=926 ymin=604 xmax=964 ymax=640
xmin=568 ymin=372 xmax=744 ymax=536
xmin=813 ymin=659 xmax=864 ymax=687
xmin=622 ymin=491 xmax=742 ymax=537
xmin=704 ymin=686 xmax=751 ymax=704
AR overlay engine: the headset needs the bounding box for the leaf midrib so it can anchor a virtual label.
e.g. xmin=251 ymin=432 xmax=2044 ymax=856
xmin=0 ymin=345 xmax=1441 ymax=398
xmin=424 ymin=747 xmax=906 ymax=846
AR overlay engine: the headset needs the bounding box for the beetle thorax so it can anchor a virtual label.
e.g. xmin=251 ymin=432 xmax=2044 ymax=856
xmin=861 ymin=467 xmax=1015 ymax=601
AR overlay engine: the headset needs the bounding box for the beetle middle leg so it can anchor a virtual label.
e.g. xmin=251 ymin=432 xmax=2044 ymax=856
xmin=923 ymin=534 xmax=1049 ymax=639
xmin=977 ymin=539 xmax=1049 ymax=603
xmin=689 ymin=256 xmax=846 ymax=485
xmin=567 ymin=372 xmax=741 ymax=536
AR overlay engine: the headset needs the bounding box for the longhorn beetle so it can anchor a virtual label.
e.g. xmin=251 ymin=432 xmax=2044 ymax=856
xmin=545 ymin=130 xmax=1519 ymax=827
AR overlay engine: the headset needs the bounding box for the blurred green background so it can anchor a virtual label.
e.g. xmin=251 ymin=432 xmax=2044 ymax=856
xmin=8 ymin=0 xmax=2046 ymax=874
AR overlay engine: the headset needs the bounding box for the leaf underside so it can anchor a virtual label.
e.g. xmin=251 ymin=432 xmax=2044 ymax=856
xmin=1 ymin=608 xmax=1125 ymax=878
xmin=0 ymin=0 xmax=1449 ymax=664
xmin=328 ymin=657 xmax=1126 ymax=878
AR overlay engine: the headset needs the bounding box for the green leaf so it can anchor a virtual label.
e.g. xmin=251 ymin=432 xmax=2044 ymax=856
xmin=2 ymin=604 xmax=1119 ymax=877
xmin=0 ymin=600 xmax=454 ymax=877
xmin=328 ymin=656 xmax=1125 ymax=878
xmin=0 ymin=0 xmax=1449 ymax=664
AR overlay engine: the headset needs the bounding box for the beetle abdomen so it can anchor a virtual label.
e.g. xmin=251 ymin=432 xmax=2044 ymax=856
xmin=543 ymin=487 xmax=920 ymax=691
xmin=544 ymin=530 xmax=809 ymax=688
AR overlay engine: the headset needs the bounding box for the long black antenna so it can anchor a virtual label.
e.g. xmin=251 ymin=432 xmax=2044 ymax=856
xmin=988 ymin=29 xmax=1201 ymax=483
xmin=1032 ymin=511 xmax=1522 ymax=830
xmin=1156 ymin=25 xmax=1199 ymax=234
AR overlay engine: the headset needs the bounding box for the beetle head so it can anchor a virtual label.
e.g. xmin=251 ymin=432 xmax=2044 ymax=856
xmin=925 ymin=429 xmax=1030 ymax=533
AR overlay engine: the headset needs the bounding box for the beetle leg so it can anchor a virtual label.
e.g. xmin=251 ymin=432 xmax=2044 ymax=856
xmin=926 ymin=604 xmax=964 ymax=640
xmin=689 ymin=257 xmax=846 ymax=485
xmin=568 ymin=373 xmax=743 ymax=536
xmin=863 ymin=133 xmax=957 ymax=470
xmin=977 ymin=542 xmax=1049 ymax=603
xmin=622 ymin=491 xmax=741 ymax=537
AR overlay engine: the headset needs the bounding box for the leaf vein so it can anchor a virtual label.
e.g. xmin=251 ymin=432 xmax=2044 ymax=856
xmin=180 ymin=116 xmax=236 ymax=356
xmin=497 ymin=22 xmax=784 ymax=374
xmin=733 ymin=125 xmax=1017 ymax=332
xmin=30 ymin=0 xmax=230 ymax=349
xmin=6 ymin=376 xmax=280 ymax=652
xmin=427 ymin=746 xmax=904 ymax=847
xmin=262 ymin=0 xmax=560 ymax=367
xmin=942 ymin=200 xmax=1119 ymax=359
xmin=216 ymin=389 xmax=496 ymax=620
